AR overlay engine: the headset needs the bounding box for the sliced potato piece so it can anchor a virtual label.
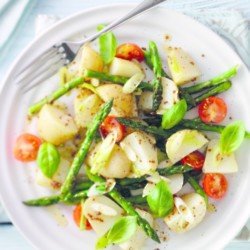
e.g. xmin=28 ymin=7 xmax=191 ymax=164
xmin=96 ymin=83 xmax=136 ymax=117
xmin=80 ymin=45 xmax=104 ymax=72
xmin=87 ymin=143 xmax=131 ymax=179
xmin=166 ymin=129 xmax=208 ymax=164
xmin=157 ymin=77 xmax=180 ymax=115
xmin=166 ymin=47 xmax=201 ymax=85
xmin=203 ymin=139 xmax=238 ymax=173
xmin=38 ymin=104 xmax=78 ymax=145
xmin=35 ymin=158 xmax=70 ymax=189
xmin=120 ymin=208 xmax=154 ymax=250
xmin=138 ymin=91 xmax=153 ymax=112
xmin=120 ymin=131 xmax=158 ymax=176
xmin=109 ymin=57 xmax=143 ymax=77
xmin=74 ymin=90 xmax=103 ymax=128
xmin=164 ymin=193 xmax=206 ymax=233
xmin=83 ymin=195 xmax=124 ymax=236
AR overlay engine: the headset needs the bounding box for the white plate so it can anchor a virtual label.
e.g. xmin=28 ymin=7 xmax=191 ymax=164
xmin=0 ymin=4 xmax=250 ymax=250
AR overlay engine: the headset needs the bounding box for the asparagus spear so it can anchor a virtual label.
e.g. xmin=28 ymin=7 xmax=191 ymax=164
xmin=179 ymin=87 xmax=196 ymax=108
xmin=180 ymin=119 xmax=250 ymax=139
xmin=183 ymin=65 xmax=238 ymax=94
xmin=152 ymin=78 xmax=163 ymax=112
xmin=193 ymin=81 xmax=232 ymax=105
xmin=187 ymin=176 xmax=208 ymax=206
xmin=149 ymin=41 xmax=162 ymax=78
xmin=126 ymin=195 xmax=147 ymax=204
xmin=84 ymin=69 xmax=153 ymax=91
xmin=23 ymin=195 xmax=60 ymax=206
xmin=116 ymin=117 xmax=173 ymax=138
xmin=60 ymin=100 xmax=113 ymax=197
xmin=148 ymin=42 xmax=163 ymax=112
xmin=23 ymin=190 xmax=88 ymax=207
xmin=144 ymin=50 xmax=169 ymax=78
xmin=109 ymin=189 xmax=160 ymax=243
xmin=73 ymin=180 xmax=93 ymax=192
xmin=29 ymin=77 xmax=84 ymax=115
xmin=117 ymin=165 xmax=192 ymax=186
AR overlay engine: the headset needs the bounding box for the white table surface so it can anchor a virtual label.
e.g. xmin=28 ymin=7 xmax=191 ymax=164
xmin=0 ymin=0 xmax=249 ymax=249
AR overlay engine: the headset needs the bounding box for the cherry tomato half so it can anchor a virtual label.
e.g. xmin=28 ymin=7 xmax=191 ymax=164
xmin=198 ymin=96 xmax=227 ymax=124
xmin=100 ymin=116 xmax=126 ymax=142
xmin=180 ymin=151 xmax=205 ymax=170
xmin=202 ymin=173 xmax=228 ymax=199
xmin=13 ymin=133 xmax=42 ymax=162
xmin=73 ymin=204 xmax=92 ymax=230
xmin=116 ymin=43 xmax=144 ymax=62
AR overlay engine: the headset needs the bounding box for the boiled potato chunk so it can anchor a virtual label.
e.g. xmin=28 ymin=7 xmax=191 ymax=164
xmin=166 ymin=129 xmax=208 ymax=164
xmin=80 ymin=45 xmax=104 ymax=72
xmin=96 ymin=84 xmax=136 ymax=117
xmin=38 ymin=104 xmax=78 ymax=145
xmin=157 ymin=77 xmax=180 ymax=115
xmin=120 ymin=208 xmax=154 ymax=250
xmin=166 ymin=47 xmax=201 ymax=85
xmin=120 ymin=131 xmax=158 ymax=176
xmin=87 ymin=144 xmax=131 ymax=179
xmin=138 ymin=91 xmax=153 ymax=113
xmin=164 ymin=193 xmax=206 ymax=233
xmin=74 ymin=89 xmax=103 ymax=128
xmin=83 ymin=195 xmax=124 ymax=236
xmin=35 ymin=158 xmax=70 ymax=189
xmin=203 ymin=139 xmax=238 ymax=173
xmin=109 ymin=57 xmax=143 ymax=77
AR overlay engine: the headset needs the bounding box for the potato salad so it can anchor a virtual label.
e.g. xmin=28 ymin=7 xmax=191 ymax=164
xmin=13 ymin=27 xmax=249 ymax=250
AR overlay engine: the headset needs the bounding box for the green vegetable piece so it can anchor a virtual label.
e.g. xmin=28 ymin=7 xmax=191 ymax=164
xmin=187 ymin=176 xmax=208 ymax=206
xmin=219 ymin=121 xmax=245 ymax=155
xmin=37 ymin=142 xmax=60 ymax=178
xmin=60 ymin=100 xmax=113 ymax=197
xmin=96 ymin=216 xmax=137 ymax=250
xmin=23 ymin=195 xmax=60 ymax=206
xmin=147 ymin=180 xmax=174 ymax=218
xmin=97 ymin=24 xmax=117 ymax=65
xmin=183 ymin=65 xmax=238 ymax=94
xmin=152 ymin=78 xmax=163 ymax=112
xmin=161 ymin=99 xmax=187 ymax=129
xmin=29 ymin=76 xmax=84 ymax=115
xmin=194 ymin=81 xmax=232 ymax=105
xmin=84 ymin=69 xmax=153 ymax=91
xmin=149 ymin=41 xmax=162 ymax=78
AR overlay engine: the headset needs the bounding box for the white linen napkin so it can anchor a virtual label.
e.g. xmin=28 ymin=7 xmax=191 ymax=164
xmin=0 ymin=7 xmax=249 ymax=242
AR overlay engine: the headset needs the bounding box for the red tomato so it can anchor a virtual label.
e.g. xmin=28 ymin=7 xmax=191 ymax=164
xmin=73 ymin=204 xmax=92 ymax=230
xmin=180 ymin=151 xmax=205 ymax=170
xmin=100 ymin=116 xmax=126 ymax=142
xmin=198 ymin=96 xmax=227 ymax=123
xmin=13 ymin=133 xmax=42 ymax=162
xmin=202 ymin=173 xmax=228 ymax=199
xmin=116 ymin=43 xmax=144 ymax=62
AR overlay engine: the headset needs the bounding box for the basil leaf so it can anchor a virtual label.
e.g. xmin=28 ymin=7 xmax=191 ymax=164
xmin=219 ymin=121 xmax=245 ymax=155
xmin=37 ymin=142 xmax=60 ymax=178
xmin=96 ymin=216 xmax=137 ymax=250
xmin=147 ymin=180 xmax=174 ymax=218
xmin=97 ymin=24 xmax=117 ymax=65
xmin=161 ymin=99 xmax=187 ymax=129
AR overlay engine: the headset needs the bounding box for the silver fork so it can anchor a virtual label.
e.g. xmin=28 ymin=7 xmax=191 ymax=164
xmin=18 ymin=0 xmax=167 ymax=93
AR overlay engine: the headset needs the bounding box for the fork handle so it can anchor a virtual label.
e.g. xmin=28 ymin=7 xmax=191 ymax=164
xmin=73 ymin=0 xmax=167 ymax=45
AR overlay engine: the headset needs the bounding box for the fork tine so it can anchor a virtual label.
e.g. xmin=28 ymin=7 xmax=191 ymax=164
xmin=16 ymin=49 xmax=59 ymax=85
xmin=20 ymin=60 xmax=65 ymax=94
xmin=17 ymin=53 xmax=65 ymax=86
xmin=17 ymin=47 xmax=57 ymax=76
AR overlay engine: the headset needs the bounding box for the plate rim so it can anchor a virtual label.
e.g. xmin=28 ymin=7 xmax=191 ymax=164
xmin=0 ymin=3 xmax=249 ymax=250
